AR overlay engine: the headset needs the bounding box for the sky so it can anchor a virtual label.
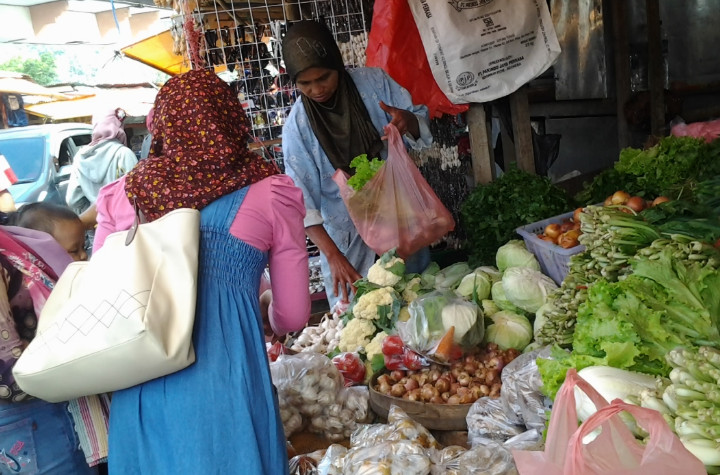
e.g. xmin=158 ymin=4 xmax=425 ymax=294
xmin=0 ymin=43 xmax=167 ymax=86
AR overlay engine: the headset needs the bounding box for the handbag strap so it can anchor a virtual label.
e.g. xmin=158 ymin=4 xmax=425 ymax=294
xmin=124 ymin=199 xmax=148 ymax=246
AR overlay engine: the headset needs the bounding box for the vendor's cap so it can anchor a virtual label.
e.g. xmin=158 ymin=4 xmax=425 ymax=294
xmin=281 ymin=20 xmax=344 ymax=81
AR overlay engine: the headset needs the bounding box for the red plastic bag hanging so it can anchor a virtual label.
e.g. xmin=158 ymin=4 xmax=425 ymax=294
xmin=332 ymin=124 xmax=455 ymax=259
xmin=365 ymin=0 xmax=468 ymax=118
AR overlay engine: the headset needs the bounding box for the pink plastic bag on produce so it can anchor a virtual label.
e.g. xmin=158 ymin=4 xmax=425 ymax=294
xmin=365 ymin=0 xmax=468 ymax=118
xmin=565 ymin=400 xmax=705 ymax=475
xmin=671 ymin=118 xmax=720 ymax=142
xmin=332 ymin=124 xmax=455 ymax=259
xmin=513 ymin=368 xmax=614 ymax=474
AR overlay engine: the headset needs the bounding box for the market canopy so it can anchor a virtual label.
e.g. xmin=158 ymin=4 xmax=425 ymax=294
xmin=121 ymin=30 xmax=190 ymax=77
xmin=24 ymin=86 xmax=156 ymax=122
xmin=0 ymin=71 xmax=70 ymax=100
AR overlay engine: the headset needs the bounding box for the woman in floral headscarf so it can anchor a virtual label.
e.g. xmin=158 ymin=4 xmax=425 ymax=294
xmin=66 ymin=107 xmax=138 ymax=215
xmin=99 ymin=69 xmax=310 ymax=474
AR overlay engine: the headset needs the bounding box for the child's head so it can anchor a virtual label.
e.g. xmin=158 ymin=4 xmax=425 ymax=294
xmin=12 ymin=203 xmax=87 ymax=261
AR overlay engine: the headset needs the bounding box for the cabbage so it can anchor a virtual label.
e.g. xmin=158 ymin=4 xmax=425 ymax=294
xmin=455 ymin=270 xmax=492 ymax=300
xmin=481 ymin=299 xmax=500 ymax=317
xmin=495 ymin=240 xmax=540 ymax=272
xmin=475 ymin=266 xmax=502 ymax=283
xmin=434 ymin=262 xmax=471 ymax=290
xmin=491 ymin=281 xmax=525 ymax=315
xmin=501 ymin=267 xmax=558 ymax=313
xmin=485 ymin=311 xmax=533 ymax=350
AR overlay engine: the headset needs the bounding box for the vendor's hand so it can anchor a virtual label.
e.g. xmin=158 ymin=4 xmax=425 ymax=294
xmin=379 ymin=101 xmax=420 ymax=140
xmin=327 ymin=253 xmax=362 ymax=303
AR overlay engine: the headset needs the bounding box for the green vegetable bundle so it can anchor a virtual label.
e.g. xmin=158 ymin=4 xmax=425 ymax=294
xmin=460 ymin=166 xmax=574 ymax=266
xmin=640 ymin=346 xmax=720 ymax=469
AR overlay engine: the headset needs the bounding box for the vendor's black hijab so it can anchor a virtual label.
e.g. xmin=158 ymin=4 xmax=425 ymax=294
xmin=282 ymin=20 xmax=383 ymax=173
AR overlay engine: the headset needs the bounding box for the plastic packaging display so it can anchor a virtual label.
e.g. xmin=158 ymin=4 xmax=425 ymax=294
xmin=332 ymin=124 xmax=455 ymax=259
xmin=270 ymin=353 xmax=369 ymax=440
xmin=398 ymin=290 xmax=484 ymax=357
xmin=671 ymin=118 xmax=720 ymax=142
xmin=430 ymin=442 xmax=518 ymax=475
xmin=512 ymin=369 xmax=705 ymax=475
xmin=466 ymin=347 xmax=550 ymax=446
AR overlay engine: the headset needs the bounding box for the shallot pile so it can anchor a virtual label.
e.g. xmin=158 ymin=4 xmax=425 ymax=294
xmin=373 ymin=343 xmax=519 ymax=404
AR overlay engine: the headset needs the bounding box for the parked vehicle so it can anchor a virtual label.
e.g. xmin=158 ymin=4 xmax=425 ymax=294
xmin=0 ymin=124 xmax=93 ymax=206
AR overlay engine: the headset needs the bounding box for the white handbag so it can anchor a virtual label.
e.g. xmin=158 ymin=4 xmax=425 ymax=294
xmin=13 ymin=207 xmax=200 ymax=403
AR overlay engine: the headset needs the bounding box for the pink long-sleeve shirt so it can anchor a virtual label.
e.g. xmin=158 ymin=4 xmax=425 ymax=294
xmin=93 ymin=174 xmax=310 ymax=335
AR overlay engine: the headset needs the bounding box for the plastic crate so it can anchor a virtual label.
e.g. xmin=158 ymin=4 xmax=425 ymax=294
xmin=516 ymin=211 xmax=585 ymax=285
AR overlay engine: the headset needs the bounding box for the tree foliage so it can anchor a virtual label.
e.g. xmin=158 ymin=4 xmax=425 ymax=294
xmin=0 ymin=52 xmax=58 ymax=85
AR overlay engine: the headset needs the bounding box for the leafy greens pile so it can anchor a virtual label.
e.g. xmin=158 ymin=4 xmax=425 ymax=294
xmin=576 ymin=136 xmax=720 ymax=204
xmin=538 ymin=237 xmax=720 ymax=398
xmin=461 ymin=165 xmax=574 ymax=266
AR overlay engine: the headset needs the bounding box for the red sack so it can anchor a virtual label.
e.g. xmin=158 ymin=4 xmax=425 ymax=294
xmin=365 ymin=0 xmax=468 ymax=119
xmin=332 ymin=124 xmax=455 ymax=259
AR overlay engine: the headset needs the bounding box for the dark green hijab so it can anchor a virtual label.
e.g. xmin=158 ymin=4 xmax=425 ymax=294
xmin=282 ymin=20 xmax=383 ymax=173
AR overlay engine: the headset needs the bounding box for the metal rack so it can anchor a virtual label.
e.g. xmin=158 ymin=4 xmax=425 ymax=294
xmin=179 ymin=0 xmax=371 ymax=148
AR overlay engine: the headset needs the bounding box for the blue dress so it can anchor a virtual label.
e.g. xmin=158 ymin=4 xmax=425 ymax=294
xmin=108 ymin=188 xmax=288 ymax=474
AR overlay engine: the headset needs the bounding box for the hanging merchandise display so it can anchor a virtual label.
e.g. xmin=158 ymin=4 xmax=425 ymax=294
xmin=407 ymin=0 xmax=561 ymax=104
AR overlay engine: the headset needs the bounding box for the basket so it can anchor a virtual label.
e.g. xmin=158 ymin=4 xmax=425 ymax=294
xmin=368 ymin=373 xmax=471 ymax=431
xmin=516 ymin=211 xmax=585 ymax=285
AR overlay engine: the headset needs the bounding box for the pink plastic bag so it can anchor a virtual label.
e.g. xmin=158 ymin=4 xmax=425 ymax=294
xmin=513 ymin=369 xmax=706 ymax=475
xmin=671 ymin=118 xmax=720 ymax=142
xmin=513 ymin=368 xmax=613 ymax=474
xmin=332 ymin=124 xmax=455 ymax=259
xmin=565 ymin=400 xmax=705 ymax=475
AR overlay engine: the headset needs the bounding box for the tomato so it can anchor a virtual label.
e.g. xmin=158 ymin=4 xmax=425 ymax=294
xmin=402 ymin=348 xmax=425 ymax=371
xmin=381 ymin=335 xmax=405 ymax=356
xmin=266 ymin=342 xmax=286 ymax=362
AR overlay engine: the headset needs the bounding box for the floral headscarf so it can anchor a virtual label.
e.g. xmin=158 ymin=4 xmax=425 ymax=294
xmin=125 ymin=69 xmax=276 ymax=221
xmin=89 ymin=107 xmax=127 ymax=147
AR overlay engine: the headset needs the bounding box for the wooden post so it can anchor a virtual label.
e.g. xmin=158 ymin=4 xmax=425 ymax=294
xmin=467 ymin=103 xmax=495 ymax=185
xmin=509 ymin=87 xmax=535 ymax=174
xmin=611 ymin=0 xmax=631 ymax=148
xmin=646 ymin=0 xmax=665 ymax=136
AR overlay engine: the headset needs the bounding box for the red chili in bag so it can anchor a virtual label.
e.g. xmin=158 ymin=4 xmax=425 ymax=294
xmin=332 ymin=352 xmax=366 ymax=387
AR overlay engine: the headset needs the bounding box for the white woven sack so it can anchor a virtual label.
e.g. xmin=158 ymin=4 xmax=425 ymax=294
xmin=13 ymin=208 xmax=200 ymax=403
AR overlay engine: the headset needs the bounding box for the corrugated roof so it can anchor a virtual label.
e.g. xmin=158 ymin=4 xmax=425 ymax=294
xmin=24 ymin=85 xmax=156 ymax=121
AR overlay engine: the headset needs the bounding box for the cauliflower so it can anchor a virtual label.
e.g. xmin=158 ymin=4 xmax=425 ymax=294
xmin=367 ymin=250 xmax=406 ymax=286
xmin=401 ymin=276 xmax=421 ymax=303
xmin=353 ymin=287 xmax=397 ymax=320
xmin=338 ymin=318 xmax=377 ymax=353
xmin=364 ymin=331 xmax=388 ymax=360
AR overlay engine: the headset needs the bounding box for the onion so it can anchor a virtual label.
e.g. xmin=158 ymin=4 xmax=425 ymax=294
xmin=407 ymin=388 xmax=421 ymax=401
xmin=378 ymin=381 xmax=392 ymax=395
xmin=652 ymin=196 xmax=671 ymax=206
xmin=441 ymin=391 xmax=451 ymax=402
xmin=544 ymin=223 xmax=562 ymax=239
xmin=611 ymin=190 xmax=631 ymax=205
xmin=464 ymin=362 xmax=478 ymax=373
xmin=435 ymin=377 xmax=450 ymax=393
xmin=626 ymin=196 xmax=646 ymax=212
xmin=377 ymin=374 xmax=391 ymax=386
xmin=390 ymin=370 xmax=405 ymax=382
xmin=390 ymin=383 xmax=406 ymax=398
xmin=450 ymin=382 xmax=460 ymax=394
xmin=404 ymin=378 xmax=419 ymax=392
xmin=430 ymin=395 xmax=444 ymax=405
xmin=457 ymin=372 xmax=472 ymax=387
xmin=447 ymin=395 xmax=462 ymax=405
